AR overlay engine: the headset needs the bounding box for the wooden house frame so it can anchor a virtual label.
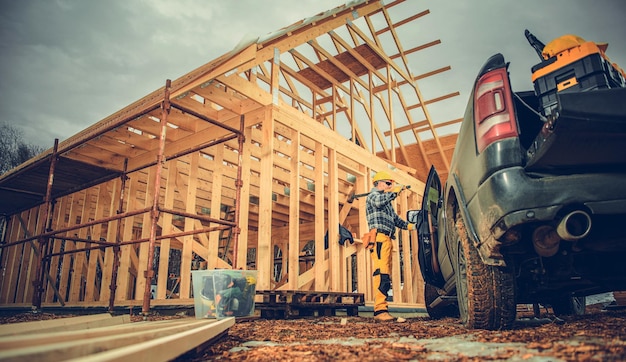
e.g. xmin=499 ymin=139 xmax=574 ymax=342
xmin=0 ymin=0 xmax=459 ymax=313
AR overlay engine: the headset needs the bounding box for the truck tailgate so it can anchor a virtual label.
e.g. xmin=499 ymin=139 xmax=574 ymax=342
xmin=525 ymin=87 xmax=626 ymax=171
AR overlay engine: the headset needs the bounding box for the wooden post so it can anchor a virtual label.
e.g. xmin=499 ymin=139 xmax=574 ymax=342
xmin=109 ymin=159 xmax=128 ymax=312
xmin=288 ymin=129 xmax=300 ymax=289
xmin=257 ymin=106 xmax=274 ymax=290
xmin=314 ymin=141 xmax=326 ymax=291
xmin=327 ymin=148 xmax=340 ymax=291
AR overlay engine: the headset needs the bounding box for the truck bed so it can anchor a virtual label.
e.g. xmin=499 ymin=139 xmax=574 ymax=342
xmin=525 ymin=87 xmax=626 ymax=171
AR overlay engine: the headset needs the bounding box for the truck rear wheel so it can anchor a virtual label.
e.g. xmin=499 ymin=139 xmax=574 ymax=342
xmin=550 ymin=296 xmax=586 ymax=316
xmin=454 ymin=212 xmax=516 ymax=330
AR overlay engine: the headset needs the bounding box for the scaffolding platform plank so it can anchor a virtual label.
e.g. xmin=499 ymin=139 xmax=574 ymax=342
xmin=255 ymin=290 xmax=365 ymax=319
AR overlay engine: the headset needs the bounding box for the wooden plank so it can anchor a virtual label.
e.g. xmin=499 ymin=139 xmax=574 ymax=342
xmin=58 ymin=195 xmax=80 ymax=305
xmin=314 ymin=141 xmax=326 ymax=291
xmin=288 ymin=130 xmax=300 ymax=290
xmin=118 ymin=171 xmax=139 ymax=301
xmin=0 ymin=213 xmax=24 ymax=303
xmin=44 ymin=196 xmax=69 ymax=304
xmin=257 ymin=107 xmax=274 ymax=290
xmin=24 ymin=207 xmax=44 ymax=304
xmin=0 ymin=313 xmax=116 ymax=337
xmin=134 ymin=167 xmax=155 ymax=301
xmin=0 ymin=317 xmax=231 ymax=362
xmin=180 ymin=153 xmax=199 ymax=298
xmin=356 ymin=165 xmax=370 ymax=301
xmin=67 ymin=318 xmax=234 ymax=362
xmin=207 ymin=146 xmax=225 ymax=269
xmin=85 ymin=184 xmax=109 ymax=301
xmin=328 ymin=148 xmax=341 ymax=292
xmin=15 ymin=208 xmax=37 ymax=304
xmin=156 ymin=161 xmax=177 ymax=299
xmin=68 ymin=189 xmax=90 ymax=302
xmin=0 ymin=315 xmax=136 ymax=349
xmin=13 ymin=216 xmax=65 ymax=306
xmin=98 ymin=178 xmax=120 ymax=303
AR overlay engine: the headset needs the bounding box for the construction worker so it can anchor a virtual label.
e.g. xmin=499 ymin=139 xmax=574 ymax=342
xmin=366 ymin=170 xmax=412 ymax=322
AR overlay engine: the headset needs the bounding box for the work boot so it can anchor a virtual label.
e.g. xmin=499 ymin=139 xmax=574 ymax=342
xmin=374 ymin=312 xmax=406 ymax=323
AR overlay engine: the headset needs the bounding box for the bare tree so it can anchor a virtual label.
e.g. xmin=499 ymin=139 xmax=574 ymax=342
xmin=0 ymin=122 xmax=45 ymax=175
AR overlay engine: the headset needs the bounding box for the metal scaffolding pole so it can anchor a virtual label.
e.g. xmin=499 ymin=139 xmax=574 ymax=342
xmin=142 ymin=79 xmax=171 ymax=316
xmin=32 ymin=139 xmax=59 ymax=310
xmin=232 ymin=114 xmax=245 ymax=269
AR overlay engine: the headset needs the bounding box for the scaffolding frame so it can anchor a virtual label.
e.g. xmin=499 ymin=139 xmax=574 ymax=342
xmin=2 ymin=80 xmax=245 ymax=315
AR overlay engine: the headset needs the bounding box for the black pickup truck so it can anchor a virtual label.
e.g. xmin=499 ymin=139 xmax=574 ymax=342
xmin=408 ymin=33 xmax=626 ymax=330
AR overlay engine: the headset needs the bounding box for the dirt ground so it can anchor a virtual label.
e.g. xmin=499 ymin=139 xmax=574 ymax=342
xmin=182 ymin=303 xmax=626 ymax=362
xmin=2 ymin=303 xmax=625 ymax=361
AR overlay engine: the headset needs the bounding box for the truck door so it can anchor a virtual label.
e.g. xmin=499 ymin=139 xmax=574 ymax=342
xmin=408 ymin=165 xmax=445 ymax=288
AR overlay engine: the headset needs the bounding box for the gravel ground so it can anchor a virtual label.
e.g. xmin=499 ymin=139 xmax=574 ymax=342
xmin=182 ymin=302 xmax=626 ymax=361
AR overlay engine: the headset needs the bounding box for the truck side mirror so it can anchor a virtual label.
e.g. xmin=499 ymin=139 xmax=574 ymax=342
xmin=406 ymin=210 xmax=421 ymax=224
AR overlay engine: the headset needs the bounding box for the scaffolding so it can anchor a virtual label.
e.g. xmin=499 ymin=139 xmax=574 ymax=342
xmin=0 ymin=80 xmax=245 ymax=315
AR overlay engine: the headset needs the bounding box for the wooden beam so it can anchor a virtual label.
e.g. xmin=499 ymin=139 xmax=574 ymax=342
xmin=180 ymin=152 xmax=199 ymax=297
xmin=328 ymin=148 xmax=340 ymax=291
xmin=288 ymin=130 xmax=301 ymax=289
xmin=0 ymin=317 xmax=233 ymax=362
xmin=257 ymin=107 xmax=275 ymax=289
xmin=0 ymin=313 xmax=120 ymax=337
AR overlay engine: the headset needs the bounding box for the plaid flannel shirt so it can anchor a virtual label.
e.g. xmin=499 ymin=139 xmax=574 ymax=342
xmin=365 ymin=188 xmax=409 ymax=239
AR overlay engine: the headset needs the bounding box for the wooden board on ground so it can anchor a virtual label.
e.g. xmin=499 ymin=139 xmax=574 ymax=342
xmin=0 ymin=313 xmax=120 ymax=337
xmin=0 ymin=315 xmax=234 ymax=362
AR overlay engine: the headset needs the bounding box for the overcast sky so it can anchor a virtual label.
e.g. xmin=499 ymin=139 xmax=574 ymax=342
xmin=1 ymin=0 xmax=625 ymax=148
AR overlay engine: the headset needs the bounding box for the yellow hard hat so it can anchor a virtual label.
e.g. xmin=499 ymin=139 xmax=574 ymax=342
xmin=373 ymin=170 xmax=393 ymax=183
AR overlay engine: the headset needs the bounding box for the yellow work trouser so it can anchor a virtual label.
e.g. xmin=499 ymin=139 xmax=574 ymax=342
xmin=371 ymin=232 xmax=393 ymax=314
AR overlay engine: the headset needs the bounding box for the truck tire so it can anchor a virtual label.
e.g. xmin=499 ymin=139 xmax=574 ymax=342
xmin=424 ymin=283 xmax=459 ymax=319
xmin=551 ymin=296 xmax=586 ymax=316
xmin=453 ymin=212 xmax=516 ymax=330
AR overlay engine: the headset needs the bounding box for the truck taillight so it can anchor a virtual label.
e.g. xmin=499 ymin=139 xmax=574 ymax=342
xmin=474 ymin=68 xmax=518 ymax=153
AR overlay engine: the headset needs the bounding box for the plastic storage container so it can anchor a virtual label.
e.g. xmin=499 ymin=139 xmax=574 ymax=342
xmin=191 ymin=269 xmax=257 ymax=319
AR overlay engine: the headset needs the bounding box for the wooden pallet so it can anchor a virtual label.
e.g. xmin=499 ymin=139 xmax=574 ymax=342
xmin=255 ymin=290 xmax=365 ymax=319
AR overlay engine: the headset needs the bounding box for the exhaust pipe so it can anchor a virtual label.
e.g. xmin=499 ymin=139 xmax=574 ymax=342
xmin=556 ymin=210 xmax=592 ymax=241
xmin=532 ymin=210 xmax=592 ymax=257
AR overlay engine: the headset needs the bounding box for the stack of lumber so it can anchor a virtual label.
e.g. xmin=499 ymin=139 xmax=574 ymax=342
xmin=0 ymin=313 xmax=233 ymax=361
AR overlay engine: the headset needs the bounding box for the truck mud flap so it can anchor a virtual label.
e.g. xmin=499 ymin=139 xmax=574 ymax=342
xmin=525 ymin=87 xmax=626 ymax=171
